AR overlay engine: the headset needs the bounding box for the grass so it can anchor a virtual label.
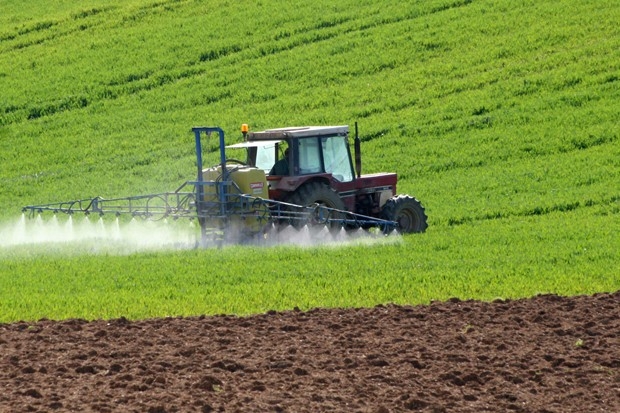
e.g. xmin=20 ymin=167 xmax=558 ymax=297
xmin=1 ymin=206 xmax=616 ymax=322
xmin=0 ymin=0 xmax=618 ymax=322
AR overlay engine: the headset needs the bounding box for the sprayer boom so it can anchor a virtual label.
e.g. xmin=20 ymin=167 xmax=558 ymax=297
xmin=23 ymin=186 xmax=398 ymax=233
xmin=22 ymin=191 xmax=197 ymax=220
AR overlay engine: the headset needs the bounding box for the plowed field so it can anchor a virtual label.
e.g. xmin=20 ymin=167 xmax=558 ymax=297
xmin=1 ymin=292 xmax=619 ymax=412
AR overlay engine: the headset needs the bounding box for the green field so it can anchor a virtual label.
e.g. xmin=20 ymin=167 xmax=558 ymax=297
xmin=0 ymin=0 xmax=618 ymax=323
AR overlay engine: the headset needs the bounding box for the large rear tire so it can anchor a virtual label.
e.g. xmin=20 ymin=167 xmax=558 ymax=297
xmin=381 ymin=195 xmax=428 ymax=233
xmin=286 ymin=182 xmax=345 ymax=228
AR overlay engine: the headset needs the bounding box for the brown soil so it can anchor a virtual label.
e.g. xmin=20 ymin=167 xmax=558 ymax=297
xmin=1 ymin=292 xmax=619 ymax=413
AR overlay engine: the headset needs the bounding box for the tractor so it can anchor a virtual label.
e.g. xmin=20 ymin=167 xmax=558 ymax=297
xmin=229 ymin=123 xmax=427 ymax=233
xmin=23 ymin=123 xmax=427 ymax=245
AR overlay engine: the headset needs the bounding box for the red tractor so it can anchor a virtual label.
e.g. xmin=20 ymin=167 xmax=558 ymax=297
xmin=230 ymin=123 xmax=427 ymax=233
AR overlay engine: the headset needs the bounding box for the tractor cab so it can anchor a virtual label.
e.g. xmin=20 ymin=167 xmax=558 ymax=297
xmin=226 ymin=126 xmax=358 ymax=204
xmin=241 ymin=125 xmax=355 ymax=182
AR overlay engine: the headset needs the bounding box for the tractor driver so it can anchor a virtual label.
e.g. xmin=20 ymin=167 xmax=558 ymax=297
xmin=270 ymin=147 xmax=290 ymax=175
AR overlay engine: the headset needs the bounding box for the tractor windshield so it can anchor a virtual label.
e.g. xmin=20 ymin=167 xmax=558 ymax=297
xmin=255 ymin=142 xmax=278 ymax=172
xmin=227 ymin=140 xmax=280 ymax=172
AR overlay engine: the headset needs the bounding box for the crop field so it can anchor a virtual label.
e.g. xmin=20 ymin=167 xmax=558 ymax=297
xmin=0 ymin=0 xmax=618 ymax=323
xmin=1 ymin=1 xmax=619 ymax=411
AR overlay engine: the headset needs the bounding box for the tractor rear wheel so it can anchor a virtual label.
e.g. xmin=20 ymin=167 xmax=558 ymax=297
xmin=286 ymin=182 xmax=345 ymax=228
xmin=381 ymin=195 xmax=428 ymax=233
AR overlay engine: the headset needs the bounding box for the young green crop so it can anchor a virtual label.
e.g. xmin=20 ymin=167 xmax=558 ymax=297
xmin=0 ymin=0 xmax=618 ymax=322
xmin=0 ymin=206 xmax=617 ymax=323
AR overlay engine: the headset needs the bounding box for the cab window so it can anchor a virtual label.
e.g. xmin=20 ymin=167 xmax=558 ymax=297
xmin=322 ymin=136 xmax=353 ymax=182
xmin=298 ymin=138 xmax=321 ymax=174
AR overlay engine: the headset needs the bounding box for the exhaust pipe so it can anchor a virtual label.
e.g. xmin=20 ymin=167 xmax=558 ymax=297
xmin=354 ymin=121 xmax=361 ymax=178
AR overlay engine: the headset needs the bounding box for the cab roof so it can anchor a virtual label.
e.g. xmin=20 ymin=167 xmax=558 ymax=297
xmin=247 ymin=125 xmax=349 ymax=141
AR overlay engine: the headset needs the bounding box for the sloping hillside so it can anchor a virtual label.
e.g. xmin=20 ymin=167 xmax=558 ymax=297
xmin=1 ymin=0 xmax=618 ymax=225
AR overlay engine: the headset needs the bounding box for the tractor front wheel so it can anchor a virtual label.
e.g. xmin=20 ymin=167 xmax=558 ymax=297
xmin=381 ymin=195 xmax=428 ymax=233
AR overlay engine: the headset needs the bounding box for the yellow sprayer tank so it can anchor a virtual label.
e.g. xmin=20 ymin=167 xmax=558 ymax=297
xmin=200 ymin=165 xmax=269 ymax=234
xmin=229 ymin=167 xmax=269 ymax=199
